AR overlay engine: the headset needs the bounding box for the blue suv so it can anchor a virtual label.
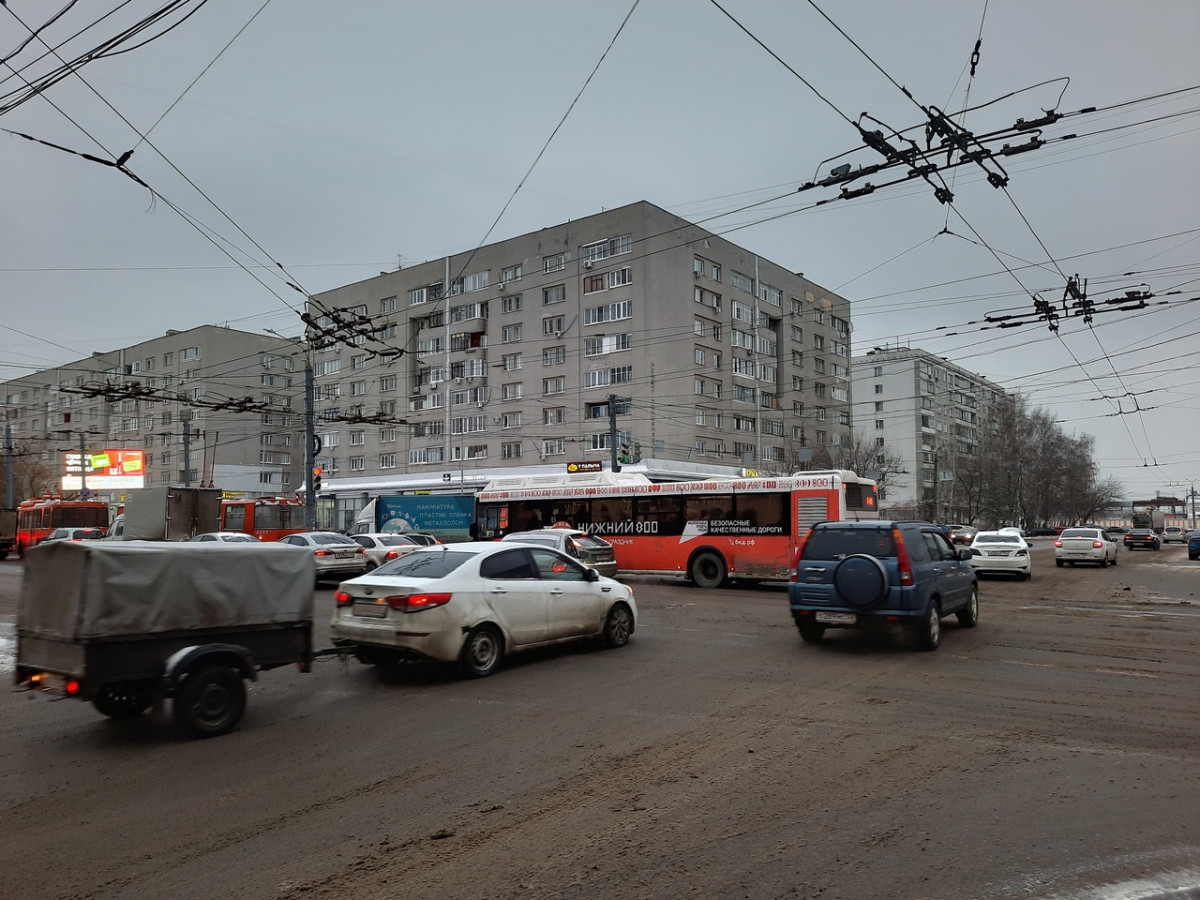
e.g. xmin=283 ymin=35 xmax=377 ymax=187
xmin=788 ymin=520 xmax=978 ymax=651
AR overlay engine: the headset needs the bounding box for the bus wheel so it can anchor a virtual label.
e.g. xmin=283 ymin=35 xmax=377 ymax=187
xmin=690 ymin=551 xmax=727 ymax=589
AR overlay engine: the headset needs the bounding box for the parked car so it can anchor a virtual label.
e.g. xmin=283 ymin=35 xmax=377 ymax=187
xmin=787 ymin=520 xmax=978 ymax=651
xmin=998 ymin=526 xmax=1026 ymax=538
xmin=188 ymin=532 xmax=261 ymax=543
xmin=40 ymin=526 xmax=106 ymax=544
xmin=1124 ymin=529 xmax=1161 ymax=551
xmin=277 ymin=531 xmax=368 ymax=580
xmin=1104 ymin=526 xmax=1128 ymax=539
xmin=1161 ymin=526 xmax=1186 ymax=544
xmin=968 ymin=531 xmax=1032 ymax=579
xmin=330 ymin=543 xmax=636 ymax=677
xmin=351 ymin=533 xmax=425 ymax=569
xmin=1054 ymin=527 xmax=1118 ymax=567
xmin=382 ymin=531 xmax=442 ymax=546
xmin=499 ymin=528 xmax=617 ymax=578
xmin=948 ymin=524 xmax=977 ymax=545
xmin=1026 ymin=527 xmax=1059 ymax=538
xmin=1188 ymin=530 xmax=1200 ymax=561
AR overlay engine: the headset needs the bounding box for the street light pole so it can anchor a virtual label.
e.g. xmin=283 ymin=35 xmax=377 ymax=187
xmin=304 ymin=357 xmax=317 ymax=531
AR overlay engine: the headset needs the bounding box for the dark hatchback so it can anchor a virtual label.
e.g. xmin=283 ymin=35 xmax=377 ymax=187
xmin=1188 ymin=530 xmax=1200 ymax=561
xmin=1124 ymin=529 xmax=1161 ymax=551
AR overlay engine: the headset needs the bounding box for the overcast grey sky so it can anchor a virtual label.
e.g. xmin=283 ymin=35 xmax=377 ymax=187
xmin=3 ymin=0 xmax=1198 ymax=500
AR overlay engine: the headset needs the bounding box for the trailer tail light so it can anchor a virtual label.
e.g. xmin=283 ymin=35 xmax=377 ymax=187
xmin=334 ymin=591 xmax=353 ymax=607
xmin=893 ymin=527 xmax=915 ymax=586
xmin=387 ymin=593 xmax=452 ymax=612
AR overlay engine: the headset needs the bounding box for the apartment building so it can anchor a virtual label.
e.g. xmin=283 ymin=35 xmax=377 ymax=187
xmin=1 ymin=325 xmax=302 ymax=499
xmin=306 ymin=201 xmax=854 ymax=491
xmin=850 ymin=345 xmax=1008 ymax=520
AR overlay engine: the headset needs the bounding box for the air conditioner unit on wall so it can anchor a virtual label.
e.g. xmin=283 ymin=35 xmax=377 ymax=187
xmin=583 ymin=260 xmax=593 ymax=269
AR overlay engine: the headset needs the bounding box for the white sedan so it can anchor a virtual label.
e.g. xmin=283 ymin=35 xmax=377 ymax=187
xmin=350 ymin=532 xmax=425 ymax=569
xmin=330 ymin=543 xmax=636 ymax=678
xmin=968 ymin=531 xmax=1032 ymax=580
xmin=1054 ymin=527 xmax=1118 ymax=567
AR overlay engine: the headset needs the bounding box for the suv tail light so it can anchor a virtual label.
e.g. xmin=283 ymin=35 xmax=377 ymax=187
xmin=892 ymin=527 xmax=914 ymax=586
xmin=790 ymin=527 xmax=814 ymax=581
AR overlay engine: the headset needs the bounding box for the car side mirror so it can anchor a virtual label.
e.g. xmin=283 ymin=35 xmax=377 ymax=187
xmin=586 ymin=567 xmax=599 ymax=582
xmin=958 ymin=548 xmax=973 ymax=561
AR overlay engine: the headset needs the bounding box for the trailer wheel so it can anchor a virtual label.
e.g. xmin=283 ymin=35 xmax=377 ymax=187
xmin=92 ymin=683 xmax=154 ymax=719
xmin=174 ymin=666 xmax=246 ymax=739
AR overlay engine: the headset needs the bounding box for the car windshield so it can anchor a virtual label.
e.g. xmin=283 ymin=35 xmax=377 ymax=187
xmin=975 ymin=533 xmax=1018 ymax=543
xmin=377 ymin=535 xmax=417 ymax=546
xmin=577 ymin=535 xmax=612 ymax=552
xmin=373 ymin=549 xmax=472 ymax=578
xmin=1060 ymin=529 xmax=1100 ymax=539
xmin=803 ymin=527 xmax=896 ymax=559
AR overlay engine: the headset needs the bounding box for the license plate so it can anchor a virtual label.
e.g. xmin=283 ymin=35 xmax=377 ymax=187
xmin=335 ymin=551 xmax=353 ymax=559
xmin=815 ymin=611 xmax=856 ymax=625
xmin=352 ymin=601 xmax=388 ymax=618
xmin=987 ymin=551 xmax=1008 ymax=557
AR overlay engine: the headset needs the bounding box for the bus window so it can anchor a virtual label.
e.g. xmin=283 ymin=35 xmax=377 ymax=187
xmin=735 ymin=493 xmax=788 ymax=535
xmin=223 ymin=504 xmax=246 ymax=531
xmin=685 ymin=495 xmax=733 ymax=524
xmin=634 ymin=496 xmax=684 ymax=536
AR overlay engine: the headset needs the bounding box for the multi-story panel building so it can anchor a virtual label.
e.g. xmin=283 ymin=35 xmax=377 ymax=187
xmin=307 ymin=201 xmax=853 ymax=492
xmin=850 ymin=345 xmax=1008 ymax=521
xmin=1 ymin=325 xmax=302 ymax=499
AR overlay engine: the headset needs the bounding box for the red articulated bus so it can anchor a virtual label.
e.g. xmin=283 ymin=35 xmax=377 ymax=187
xmin=474 ymin=469 xmax=879 ymax=587
xmin=15 ymin=497 xmax=110 ymax=557
xmin=219 ymin=497 xmax=307 ymax=542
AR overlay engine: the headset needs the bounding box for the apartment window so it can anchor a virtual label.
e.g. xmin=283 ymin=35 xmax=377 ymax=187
xmin=502 ymin=353 xmax=522 ymax=371
xmin=543 ymin=346 xmax=566 ymax=366
xmin=543 ymin=284 xmax=566 ymax=305
xmin=814 ymin=334 xmax=826 ymax=350
xmin=584 ymin=366 xmax=633 ymax=388
xmin=349 ymin=456 xmax=365 ymax=471
xmin=380 ymin=296 xmax=398 ymax=313
xmin=350 ymin=354 xmax=367 ymax=371
xmin=350 ymin=380 xmax=367 ymax=397
xmin=502 ymin=294 xmax=522 ymax=313
xmin=501 ymin=264 xmax=523 ymax=283
xmin=873 ymin=365 xmax=884 ymax=377
xmin=874 ymin=384 xmax=884 ymax=394
xmin=607 ymin=267 xmax=632 ymax=288
xmin=581 ymin=234 xmax=632 ymax=261
xmin=543 ymin=253 xmax=566 ymax=273
xmin=874 ymin=401 xmax=884 ymax=412
xmin=379 ymin=375 xmax=396 ymax=392
xmin=544 ymin=407 xmax=566 ymax=425
xmin=502 ymin=383 xmax=523 ymax=400
xmin=379 ymin=453 xmax=397 ymax=469
xmin=350 ymin=430 xmax=365 ymax=446
xmin=542 ymin=439 xmax=565 ymax=457
xmin=584 ymin=273 xmax=605 ymax=294
xmin=695 ymin=348 xmax=706 ymax=365
xmin=502 ymin=324 xmax=522 ymax=343
xmin=584 ymin=300 xmax=632 ymax=324
xmin=730 ymin=271 xmax=753 ymax=292
xmin=502 ymin=442 xmax=523 ymax=459
xmin=584 ymin=333 xmax=632 ymax=357
xmin=543 ymin=316 xmax=566 ymax=336
xmin=695 ymin=379 xmax=705 ymax=395
xmin=380 ymin=428 xmax=397 ymax=442
xmin=696 ymin=409 xmax=706 ymax=426
xmin=180 ymin=346 xmax=202 ymax=360
xmin=876 ymin=419 xmax=885 ymax=430
xmin=502 ymin=412 xmax=522 ymax=429
xmin=543 ymin=376 xmax=566 ymax=395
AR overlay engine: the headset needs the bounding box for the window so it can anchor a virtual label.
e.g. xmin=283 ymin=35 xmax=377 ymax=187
xmin=543 ymin=284 xmax=566 ymax=305
xmin=501 ymin=442 xmax=523 ymax=459
xmin=543 ymin=439 xmax=565 ymax=456
xmin=584 ymin=334 xmax=631 ymax=356
xmin=730 ymin=271 xmax=753 ymax=292
xmin=874 ymin=384 xmax=884 ymax=394
xmin=380 ymin=428 xmax=397 ymax=442
xmin=695 ymin=348 xmax=706 ymax=365
xmin=351 ymin=354 xmax=367 ymax=371
xmin=380 ymin=453 xmax=397 ymax=468
xmin=543 ymin=253 xmax=566 ymax=273
xmin=584 ymin=300 xmax=632 ymax=324
xmin=502 ymin=324 xmax=522 ymax=343
xmin=502 ymin=353 xmax=522 ymax=371
xmin=501 ymin=264 xmax=523 ymax=283
xmin=543 ymin=316 xmax=565 ymax=336
xmin=607 ymin=267 xmax=632 ymax=288
xmin=181 ymin=346 xmax=202 ymax=360
xmin=502 ymin=412 xmax=521 ymax=429
xmin=813 ymin=334 xmax=826 ymax=351
xmin=544 ymin=407 xmax=565 ymax=425
xmin=876 ymin=419 xmax=885 ymax=430
xmin=543 ymin=346 xmax=566 ymax=366
xmin=584 ymin=366 xmax=632 ymax=388
xmin=380 ymin=296 xmax=398 ymax=313
xmin=349 ymin=456 xmax=365 ymax=471
xmin=874 ymin=401 xmax=884 ymax=412
xmin=502 ymin=383 xmax=523 ymax=400
xmin=350 ymin=431 xmax=365 ymax=446
xmin=543 ymin=376 xmax=566 ymax=395
xmin=584 ymin=273 xmax=605 ymax=294
xmin=502 ymin=294 xmax=522 ymax=313
xmin=695 ymin=379 xmax=705 ymax=395
xmin=350 ymin=380 xmax=367 ymax=396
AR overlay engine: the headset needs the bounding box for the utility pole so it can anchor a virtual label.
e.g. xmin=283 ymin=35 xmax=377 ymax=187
xmin=182 ymin=418 xmax=192 ymax=486
xmin=4 ymin=425 xmax=13 ymax=508
xmin=304 ymin=357 xmax=317 ymax=531
xmin=609 ymin=393 xmax=620 ymax=472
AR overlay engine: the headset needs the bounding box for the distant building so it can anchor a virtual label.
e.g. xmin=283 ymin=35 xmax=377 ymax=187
xmin=305 ymin=201 xmax=855 ymax=521
xmin=1 ymin=325 xmax=301 ymax=500
xmin=851 ymin=345 xmax=1008 ymax=521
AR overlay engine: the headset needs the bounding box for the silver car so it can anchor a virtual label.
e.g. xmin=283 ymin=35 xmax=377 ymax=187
xmin=1054 ymin=527 xmax=1117 ymax=568
xmin=277 ymin=531 xmax=368 ymax=581
xmin=331 ymin=543 xmax=636 ymax=677
xmin=351 ymin=533 xmax=425 ymax=569
xmin=499 ymin=528 xmax=617 ymax=578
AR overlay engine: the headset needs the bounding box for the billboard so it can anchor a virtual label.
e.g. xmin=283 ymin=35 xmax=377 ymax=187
xmin=62 ymin=448 xmax=146 ymax=491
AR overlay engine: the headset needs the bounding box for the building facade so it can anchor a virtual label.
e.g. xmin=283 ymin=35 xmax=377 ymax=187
xmin=306 ymin=201 xmax=854 ymax=495
xmin=850 ymin=345 xmax=1008 ymax=521
xmin=1 ymin=325 xmax=302 ymax=501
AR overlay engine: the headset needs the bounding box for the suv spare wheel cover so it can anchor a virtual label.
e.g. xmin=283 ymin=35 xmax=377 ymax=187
xmin=833 ymin=554 xmax=890 ymax=608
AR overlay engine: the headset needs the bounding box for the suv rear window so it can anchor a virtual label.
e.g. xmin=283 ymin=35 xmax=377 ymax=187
xmin=802 ymin=526 xmax=896 ymax=560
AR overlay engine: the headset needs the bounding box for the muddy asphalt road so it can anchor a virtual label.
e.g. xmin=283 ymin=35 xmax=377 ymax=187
xmin=1 ymin=542 xmax=1198 ymax=900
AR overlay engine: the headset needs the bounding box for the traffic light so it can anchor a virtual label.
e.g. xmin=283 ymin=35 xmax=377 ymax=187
xmin=617 ymin=442 xmax=631 ymax=465
xmin=312 ymin=467 xmax=322 ymax=492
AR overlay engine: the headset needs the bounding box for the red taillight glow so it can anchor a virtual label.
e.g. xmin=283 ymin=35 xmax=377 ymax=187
xmin=893 ymin=527 xmax=914 ymax=586
xmin=385 ymin=549 xmax=400 ymax=559
xmin=65 ymin=679 xmax=81 ymax=696
xmin=1054 ymin=540 xmax=1063 ymax=548
xmin=334 ymin=591 xmax=353 ymax=607
xmin=314 ymin=548 xmax=332 ymax=557
xmin=386 ymin=592 xmax=452 ymax=612
xmin=1092 ymin=540 xmax=1104 ymax=549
